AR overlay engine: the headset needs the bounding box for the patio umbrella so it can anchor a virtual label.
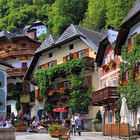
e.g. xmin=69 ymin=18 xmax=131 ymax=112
xmin=120 ymin=97 xmax=129 ymax=123
xmin=52 ymin=107 xmax=68 ymax=113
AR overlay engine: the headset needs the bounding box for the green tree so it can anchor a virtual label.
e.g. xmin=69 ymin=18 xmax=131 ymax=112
xmin=118 ymin=34 xmax=140 ymax=109
xmin=47 ymin=0 xmax=88 ymax=35
xmin=106 ymin=0 xmax=136 ymax=30
xmin=81 ymin=0 xmax=106 ymax=30
xmin=68 ymin=74 xmax=93 ymax=113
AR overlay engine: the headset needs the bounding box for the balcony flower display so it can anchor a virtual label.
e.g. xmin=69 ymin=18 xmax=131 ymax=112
xmin=109 ymin=59 xmax=116 ymax=69
xmin=101 ymin=64 xmax=109 ymax=71
xmin=48 ymin=90 xmax=55 ymax=96
xmin=59 ymin=87 xmax=66 ymax=94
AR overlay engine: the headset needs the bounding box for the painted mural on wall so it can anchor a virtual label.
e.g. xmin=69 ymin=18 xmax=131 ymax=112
xmin=0 ymin=71 xmax=6 ymax=112
xmin=0 ymin=89 xmax=5 ymax=112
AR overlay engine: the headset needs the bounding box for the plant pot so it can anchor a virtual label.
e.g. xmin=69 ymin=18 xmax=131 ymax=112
xmin=16 ymin=125 xmax=27 ymax=132
xmin=50 ymin=130 xmax=60 ymax=137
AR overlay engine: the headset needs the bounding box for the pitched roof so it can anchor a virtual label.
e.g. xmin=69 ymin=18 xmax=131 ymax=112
xmin=55 ymin=24 xmax=105 ymax=52
xmin=24 ymin=24 xmax=105 ymax=80
xmin=0 ymin=59 xmax=13 ymax=68
xmin=0 ymin=31 xmax=15 ymax=40
xmin=0 ymin=31 xmax=41 ymax=44
xmin=75 ymin=25 xmax=105 ymax=51
xmin=124 ymin=0 xmax=140 ymax=23
xmin=36 ymin=34 xmax=58 ymax=53
xmin=115 ymin=0 xmax=140 ymax=55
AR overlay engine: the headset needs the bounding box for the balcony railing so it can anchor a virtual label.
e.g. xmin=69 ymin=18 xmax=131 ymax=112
xmin=7 ymin=67 xmax=28 ymax=77
xmin=0 ymin=49 xmax=36 ymax=59
xmin=92 ymin=87 xmax=119 ymax=106
xmin=84 ymin=56 xmax=94 ymax=68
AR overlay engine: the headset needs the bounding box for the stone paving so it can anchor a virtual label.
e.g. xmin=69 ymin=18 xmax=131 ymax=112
xmin=16 ymin=132 xmax=121 ymax=140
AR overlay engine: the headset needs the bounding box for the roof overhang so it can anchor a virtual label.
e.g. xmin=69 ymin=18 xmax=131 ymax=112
xmin=95 ymin=37 xmax=110 ymax=67
xmin=115 ymin=11 xmax=140 ymax=55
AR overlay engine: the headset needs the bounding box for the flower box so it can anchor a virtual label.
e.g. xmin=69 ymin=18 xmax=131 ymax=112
xmin=101 ymin=64 xmax=109 ymax=71
xmin=48 ymin=90 xmax=55 ymax=96
xmin=109 ymin=60 xmax=116 ymax=69
xmin=16 ymin=125 xmax=27 ymax=132
xmin=15 ymin=120 xmax=27 ymax=132
xmin=48 ymin=124 xmax=61 ymax=137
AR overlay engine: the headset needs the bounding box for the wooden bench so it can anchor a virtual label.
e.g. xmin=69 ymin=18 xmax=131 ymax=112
xmin=58 ymin=127 xmax=71 ymax=140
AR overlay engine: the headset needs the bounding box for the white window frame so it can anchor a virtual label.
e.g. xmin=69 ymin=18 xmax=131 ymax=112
xmin=78 ymin=50 xmax=85 ymax=58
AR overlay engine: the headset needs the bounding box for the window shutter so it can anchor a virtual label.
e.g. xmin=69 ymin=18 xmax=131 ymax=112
xmin=73 ymin=52 xmax=78 ymax=59
xmin=45 ymin=63 xmax=48 ymax=68
xmin=70 ymin=53 xmax=73 ymax=60
xmin=128 ymin=38 xmax=132 ymax=51
xmin=35 ymin=87 xmax=39 ymax=98
xmin=63 ymin=56 xmax=67 ymax=62
xmin=84 ymin=48 xmax=89 ymax=57
xmin=54 ymin=60 xmax=57 ymax=65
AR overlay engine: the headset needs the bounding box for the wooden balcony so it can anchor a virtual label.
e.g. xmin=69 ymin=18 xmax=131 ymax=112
xmin=92 ymin=87 xmax=119 ymax=106
xmin=7 ymin=67 xmax=28 ymax=77
xmin=0 ymin=49 xmax=35 ymax=59
xmin=84 ymin=56 xmax=94 ymax=69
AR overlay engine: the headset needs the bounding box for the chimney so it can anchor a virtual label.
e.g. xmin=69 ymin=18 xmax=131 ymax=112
xmin=25 ymin=28 xmax=37 ymax=40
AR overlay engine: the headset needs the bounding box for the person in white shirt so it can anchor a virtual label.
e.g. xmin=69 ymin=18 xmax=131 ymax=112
xmin=70 ymin=115 xmax=76 ymax=135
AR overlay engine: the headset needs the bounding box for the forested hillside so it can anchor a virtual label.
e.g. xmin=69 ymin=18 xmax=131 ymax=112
xmin=0 ymin=0 xmax=136 ymax=35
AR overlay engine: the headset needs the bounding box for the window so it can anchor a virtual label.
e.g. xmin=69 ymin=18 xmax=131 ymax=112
xmin=8 ymin=83 xmax=14 ymax=93
xmin=108 ymin=111 xmax=112 ymax=124
xmin=69 ymin=44 xmax=73 ymax=50
xmin=0 ymin=72 xmax=4 ymax=88
xmin=104 ymin=55 xmax=109 ymax=64
xmin=22 ymin=62 xmax=27 ymax=68
xmin=64 ymin=81 xmax=70 ymax=88
xmin=110 ymin=53 xmax=114 ymax=60
xmin=21 ymin=44 xmax=27 ymax=50
xmin=49 ymin=52 xmax=52 ymax=58
xmin=78 ymin=50 xmax=85 ymax=58
xmin=111 ymin=77 xmax=117 ymax=86
xmin=48 ymin=61 xmax=56 ymax=67
xmin=102 ymin=82 xmax=106 ymax=88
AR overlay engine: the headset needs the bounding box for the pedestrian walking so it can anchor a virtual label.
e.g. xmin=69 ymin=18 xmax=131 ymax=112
xmin=75 ymin=113 xmax=84 ymax=136
xmin=70 ymin=114 xmax=76 ymax=135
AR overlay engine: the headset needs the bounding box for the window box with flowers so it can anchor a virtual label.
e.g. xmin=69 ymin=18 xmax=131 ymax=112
xmin=59 ymin=87 xmax=66 ymax=94
xmin=48 ymin=90 xmax=55 ymax=96
xmin=101 ymin=64 xmax=109 ymax=71
xmin=109 ymin=59 xmax=116 ymax=69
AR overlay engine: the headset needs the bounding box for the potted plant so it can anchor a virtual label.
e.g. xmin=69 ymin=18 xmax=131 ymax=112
xmin=109 ymin=59 xmax=116 ymax=69
xmin=48 ymin=124 xmax=61 ymax=137
xmin=93 ymin=110 xmax=102 ymax=132
xmin=101 ymin=64 xmax=109 ymax=71
xmin=48 ymin=90 xmax=55 ymax=96
xmin=15 ymin=120 xmax=27 ymax=132
xmin=59 ymin=87 xmax=65 ymax=94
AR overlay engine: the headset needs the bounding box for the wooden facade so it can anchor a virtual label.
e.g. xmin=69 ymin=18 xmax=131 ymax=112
xmin=92 ymin=87 xmax=119 ymax=106
xmin=104 ymin=123 xmax=129 ymax=137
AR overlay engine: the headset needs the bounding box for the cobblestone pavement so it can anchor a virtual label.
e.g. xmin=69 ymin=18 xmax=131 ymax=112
xmin=16 ymin=132 xmax=120 ymax=140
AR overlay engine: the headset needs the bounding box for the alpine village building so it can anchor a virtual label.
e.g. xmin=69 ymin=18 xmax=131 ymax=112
xmin=0 ymin=59 xmax=13 ymax=118
xmin=24 ymin=24 xmax=106 ymax=130
xmin=0 ymin=30 xmax=41 ymax=117
xmin=115 ymin=0 xmax=140 ymax=129
xmin=92 ymin=30 xmax=121 ymax=135
xmin=91 ymin=0 xmax=140 ymax=136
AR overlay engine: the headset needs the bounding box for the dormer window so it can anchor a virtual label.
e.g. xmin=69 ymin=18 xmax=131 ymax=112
xmin=49 ymin=52 xmax=52 ymax=58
